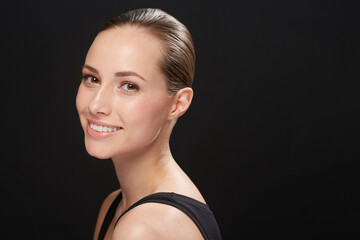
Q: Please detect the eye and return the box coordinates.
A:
[81,75,100,86]
[121,82,139,92]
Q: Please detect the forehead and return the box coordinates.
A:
[85,26,163,77]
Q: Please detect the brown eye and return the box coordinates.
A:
[121,82,139,92]
[82,75,100,86]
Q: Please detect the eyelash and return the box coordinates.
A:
[80,74,140,93]
[81,75,99,85]
[121,82,139,92]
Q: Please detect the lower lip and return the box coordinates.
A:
[86,122,122,139]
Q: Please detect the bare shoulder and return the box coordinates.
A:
[113,202,204,240]
[93,189,121,239]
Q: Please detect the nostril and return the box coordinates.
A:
[97,111,107,115]
[88,103,112,116]
[88,88,113,116]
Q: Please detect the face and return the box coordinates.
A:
[76,26,174,159]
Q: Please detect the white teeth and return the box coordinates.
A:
[90,123,120,132]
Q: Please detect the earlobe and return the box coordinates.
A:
[168,87,193,120]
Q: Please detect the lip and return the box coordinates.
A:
[87,119,122,128]
[86,119,123,139]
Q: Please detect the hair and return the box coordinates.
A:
[99,8,195,94]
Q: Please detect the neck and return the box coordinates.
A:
[111,137,175,209]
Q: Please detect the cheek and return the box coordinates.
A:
[76,85,90,114]
[120,96,171,137]
[76,85,93,130]
[134,98,169,123]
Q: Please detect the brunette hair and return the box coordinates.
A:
[99,8,195,94]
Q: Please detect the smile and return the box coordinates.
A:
[86,120,122,139]
[89,123,121,132]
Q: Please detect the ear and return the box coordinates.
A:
[168,87,194,120]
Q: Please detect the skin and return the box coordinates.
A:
[76,26,205,240]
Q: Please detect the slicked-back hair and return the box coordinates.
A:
[100,8,195,94]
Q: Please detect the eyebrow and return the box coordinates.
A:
[115,71,146,81]
[82,64,98,74]
[82,64,146,81]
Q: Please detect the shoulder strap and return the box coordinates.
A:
[98,192,122,240]
[113,192,222,240]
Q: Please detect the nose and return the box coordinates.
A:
[88,86,112,116]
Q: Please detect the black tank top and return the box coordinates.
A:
[98,192,222,240]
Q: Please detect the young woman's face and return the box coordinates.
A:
[76,27,173,159]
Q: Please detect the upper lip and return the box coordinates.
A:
[87,119,122,129]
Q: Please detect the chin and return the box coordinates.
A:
[87,149,112,160]
[84,142,114,160]
[89,152,111,160]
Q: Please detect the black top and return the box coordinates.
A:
[98,192,222,240]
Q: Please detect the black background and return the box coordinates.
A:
[2,0,359,239]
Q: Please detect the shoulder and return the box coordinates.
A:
[113,202,204,240]
[93,189,122,239]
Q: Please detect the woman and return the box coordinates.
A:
[76,8,222,240]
